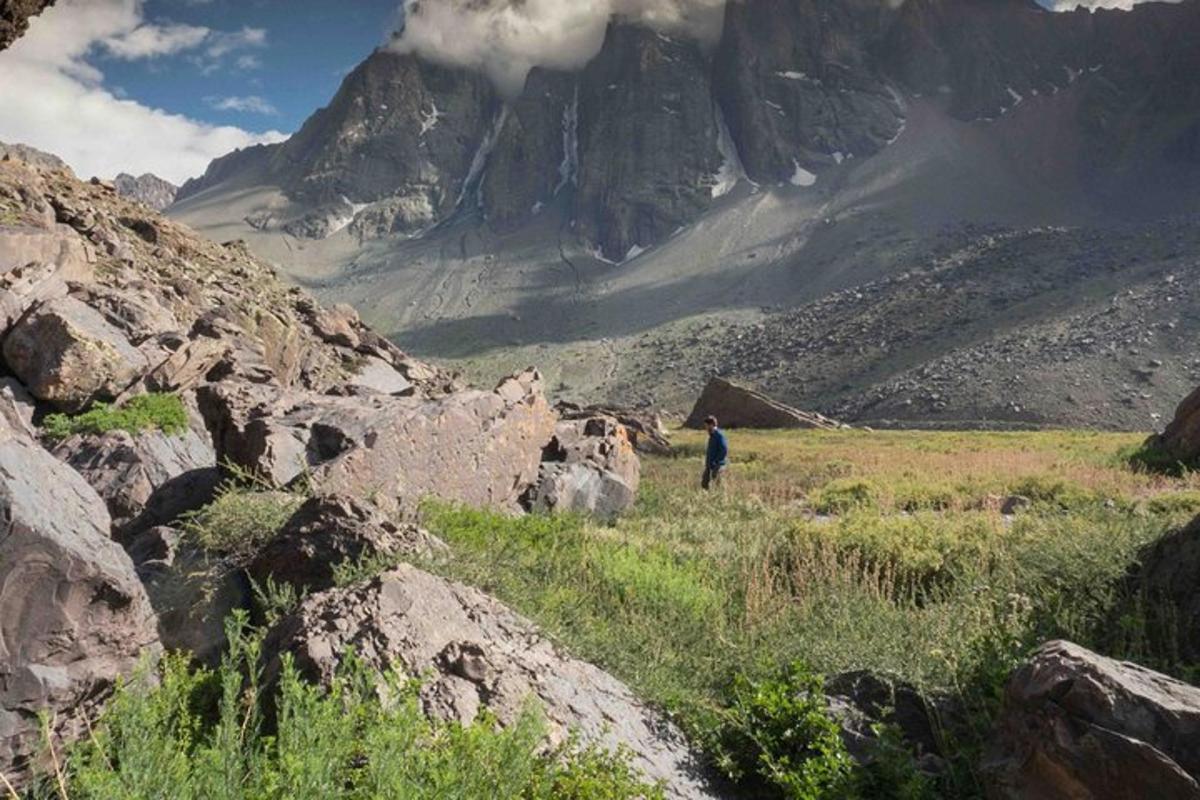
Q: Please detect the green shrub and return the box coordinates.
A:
[31,615,662,800]
[41,393,189,440]
[709,662,854,800]
[180,477,303,562]
[811,479,880,515]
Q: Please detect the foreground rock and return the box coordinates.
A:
[248,494,447,594]
[1150,385,1200,465]
[263,565,723,799]
[524,413,640,518]
[685,377,841,430]
[984,640,1200,799]
[200,369,556,515]
[0,425,159,788]
[1124,515,1200,667]
[52,427,218,537]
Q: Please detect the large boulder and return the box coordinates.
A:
[1151,385,1200,465]
[523,414,640,518]
[0,224,93,331]
[557,401,672,455]
[52,427,218,537]
[1122,515,1200,667]
[3,294,149,411]
[247,494,447,594]
[200,370,556,515]
[0,425,159,788]
[685,376,841,430]
[262,564,724,799]
[983,640,1200,799]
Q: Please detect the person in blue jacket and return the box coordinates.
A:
[702,416,728,490]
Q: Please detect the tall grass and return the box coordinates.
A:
[419,428,1200,798]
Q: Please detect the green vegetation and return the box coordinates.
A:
[418,428,1200,798]
[26,616,661,800]
[180,467,304,562]
[41,393,189,441]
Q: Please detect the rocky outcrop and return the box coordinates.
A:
[984,640,1200,800]
[1150,385,1200,466]
[113,173,178,212]
[557,401,671,455]
[262,564,722,799]
[0,141,68,173]
[51,427,218,537]
[0,0,54,51]
[1123,515,1200,667]
[686,376,841,430]
[523,413,640,518]
[0,424,159,788]
[248,494,447,594]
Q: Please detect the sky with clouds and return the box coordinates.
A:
[0,0,1174,185]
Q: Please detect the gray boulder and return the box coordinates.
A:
[247,494,447,594]
[524,414,640,518]
[52,427,218,537]
[3,294,149,412]
[1150,384,1200,465]
[0,425,159,788]
[0,224,93,331]
[0,377,36,439]
[686,376,841,430]
[262,564,725,799]
[984,640,1200,800]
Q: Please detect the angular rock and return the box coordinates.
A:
[1151,384,1200,465]
[248,494,447,594]
[1123,515,1200,667]
[0,224,93,331]
[826,671,950,778]
[984,640,1200,800]
[524,414,640,518]
[685,376,841,430]
[201,370,556,514]
[3,294,149,411]
[0,377,36,439]
[0,425,159,788]
[262,564,723,799]
[557,401,671,455]
[51,427,218,538]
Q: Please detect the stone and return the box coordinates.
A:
[0,0,55,51]
[51,427,219,538]
[0,224,93,331]
[524,414,640,518]
[557,401,671,455]
[1000,495,1031,516]
[0,425,160,788]
[347,355,413,396]
[0,377,36,439]
[201,370,557,514]
[1151,384,1200,464]
[247,494,448,594]
[3,294,150,412]
[1123,515,1200,667]
[685,377,841,430]
[983,640,1200,799]
[135,537,250,666]
[262,564,724,799]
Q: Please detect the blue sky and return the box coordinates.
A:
[99,0,399,134]
[0,0,1168,184]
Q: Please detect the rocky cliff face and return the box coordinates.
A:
[113,172,178,212]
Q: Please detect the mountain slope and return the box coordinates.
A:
[171,0,1200,429]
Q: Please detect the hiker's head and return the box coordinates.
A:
[704,416,718,432]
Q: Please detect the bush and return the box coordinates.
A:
[41,393,189,440]
[180,474,303,562]
[811,479,880,515]
[30,615,663,800]
[709,662,854,800]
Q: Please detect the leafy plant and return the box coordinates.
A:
[41,393,188,440]
[180,466,304,561]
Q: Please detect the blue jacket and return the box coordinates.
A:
[707,429,729,468]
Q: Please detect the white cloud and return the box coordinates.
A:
[0,0,286,184]
[207,94,278,115]
[391,0,726,97]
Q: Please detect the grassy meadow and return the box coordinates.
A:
[420,427,1200,798]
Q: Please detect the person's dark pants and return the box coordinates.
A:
[702,463,725,490]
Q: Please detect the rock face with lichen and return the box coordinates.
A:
[0,0,54,51]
